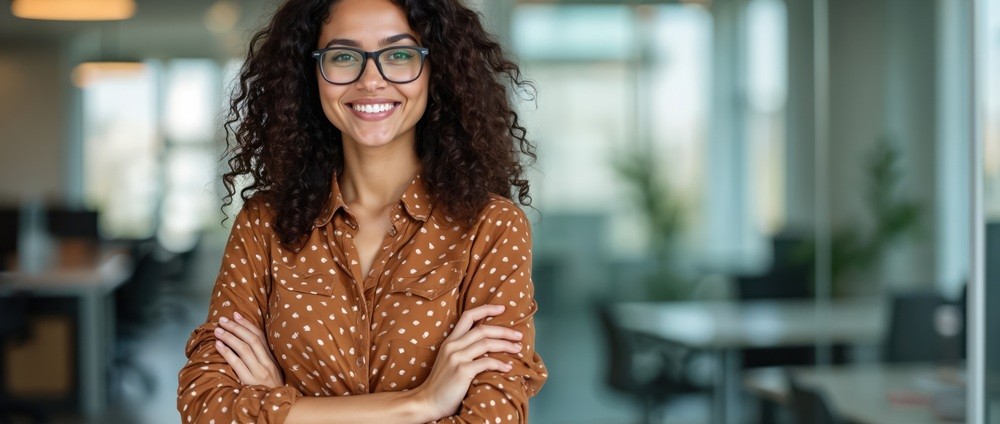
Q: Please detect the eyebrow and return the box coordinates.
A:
[324,33,418,49]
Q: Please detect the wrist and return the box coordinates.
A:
[406,386,439,422]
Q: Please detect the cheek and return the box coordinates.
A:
[317,84,346,127]
[405,78,430,118]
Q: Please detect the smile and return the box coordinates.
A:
[349,102,400,114]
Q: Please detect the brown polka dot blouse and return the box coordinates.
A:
[177,175,547,423]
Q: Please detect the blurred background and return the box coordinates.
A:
[0,0,996,423]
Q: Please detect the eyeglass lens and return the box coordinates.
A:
[318,47,423,84]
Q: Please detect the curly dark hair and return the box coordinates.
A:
[222,0,536,250]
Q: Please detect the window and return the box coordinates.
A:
[81,58,231,250]
[80,63,159,239]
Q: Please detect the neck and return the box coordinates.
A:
[339,136,421,211]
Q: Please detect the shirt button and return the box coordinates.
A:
[357,383,366,391]
[356,357,364,366]
[389,227,397,236]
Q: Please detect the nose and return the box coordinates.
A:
[355,57,387,91]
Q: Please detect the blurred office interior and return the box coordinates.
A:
[0,0,997,423]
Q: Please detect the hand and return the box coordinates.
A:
[214,311,284,389]
[414,304,523,420]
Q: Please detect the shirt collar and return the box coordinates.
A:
[398,174,433,221]
[313,172,433,228]
[312,175,347,228]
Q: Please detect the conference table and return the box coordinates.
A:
[612,299,885,424]
[743,364,965,423]
[0,246,131,416]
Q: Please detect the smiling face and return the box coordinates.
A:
[316,0,429,151]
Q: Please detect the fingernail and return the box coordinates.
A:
[514,331,523,338]
[515,343,523,350]
[234,312,242,320]
[504,364,513,371]
[496,305,505,311]
[214,328,224,336]
[220,317,229,323]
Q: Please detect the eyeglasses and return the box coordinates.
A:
[311,46,429,85]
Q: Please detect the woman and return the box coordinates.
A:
[176,0,546,422]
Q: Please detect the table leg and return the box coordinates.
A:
[725,350,742,424]
[713,349,742,424]
[79,292,107,416]
[713,350,726,424]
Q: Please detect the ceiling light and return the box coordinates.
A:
[70,22,146,88]
[204,0,241,33]
[12,0,136,21]
[71,61,147,88]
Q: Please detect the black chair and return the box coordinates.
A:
[0,295,49,424]
[596,302,701,424]
[883,291,951,363]
[110,243,170,402]
[735,234,855,369]
[788,372,841,424]
[735,248,814,369]
[161,233,203,292]
[735,234,812,300]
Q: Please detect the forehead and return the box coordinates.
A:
[319,0,416,46]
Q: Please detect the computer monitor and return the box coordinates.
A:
[0,207,18,271]
[45,208,100,240]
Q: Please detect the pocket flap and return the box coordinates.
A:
[388,260,464,300]
[273,265,334,296]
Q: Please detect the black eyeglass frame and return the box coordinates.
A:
[311,46,430,85]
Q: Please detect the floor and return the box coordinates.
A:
[19,234,714,424]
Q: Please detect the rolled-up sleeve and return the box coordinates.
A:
[437,200,548,423]
[177,199,301,423]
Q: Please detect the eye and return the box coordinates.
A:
[383,49,415,63]
[326,50,360,65]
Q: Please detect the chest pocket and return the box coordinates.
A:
[387,259,465,300]
[273,265,336,297]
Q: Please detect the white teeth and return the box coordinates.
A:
[352,103,396,114]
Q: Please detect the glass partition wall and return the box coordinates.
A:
[516,0,978,422]
[978,0,998,422]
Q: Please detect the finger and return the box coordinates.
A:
[458,357,514,379]
[219,317,273,369]
[214,327,258,369]
[455,339,522,363]
[228,314,274,365]
[449,305,505,341]
[215,340,255,384]
[233,312,267,343]
[449,325,522,352]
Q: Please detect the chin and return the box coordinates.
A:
[351,130,400,148]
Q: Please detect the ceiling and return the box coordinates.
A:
[0,0,274,59]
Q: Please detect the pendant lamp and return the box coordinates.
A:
[71,22,147,88]
[12,0,136,21]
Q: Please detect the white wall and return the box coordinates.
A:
[0,41,69,202]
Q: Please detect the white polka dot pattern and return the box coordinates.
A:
[177,177,547,423]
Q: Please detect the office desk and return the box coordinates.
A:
[612,299,885,424]
[0,249,131,416]
[743,364,964,424]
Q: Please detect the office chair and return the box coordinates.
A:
[788,371,841,424]
[110,243,168,402]
[883,291,950,363]
[596,302,701,424]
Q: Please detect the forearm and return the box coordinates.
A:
[285,389,432,424]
